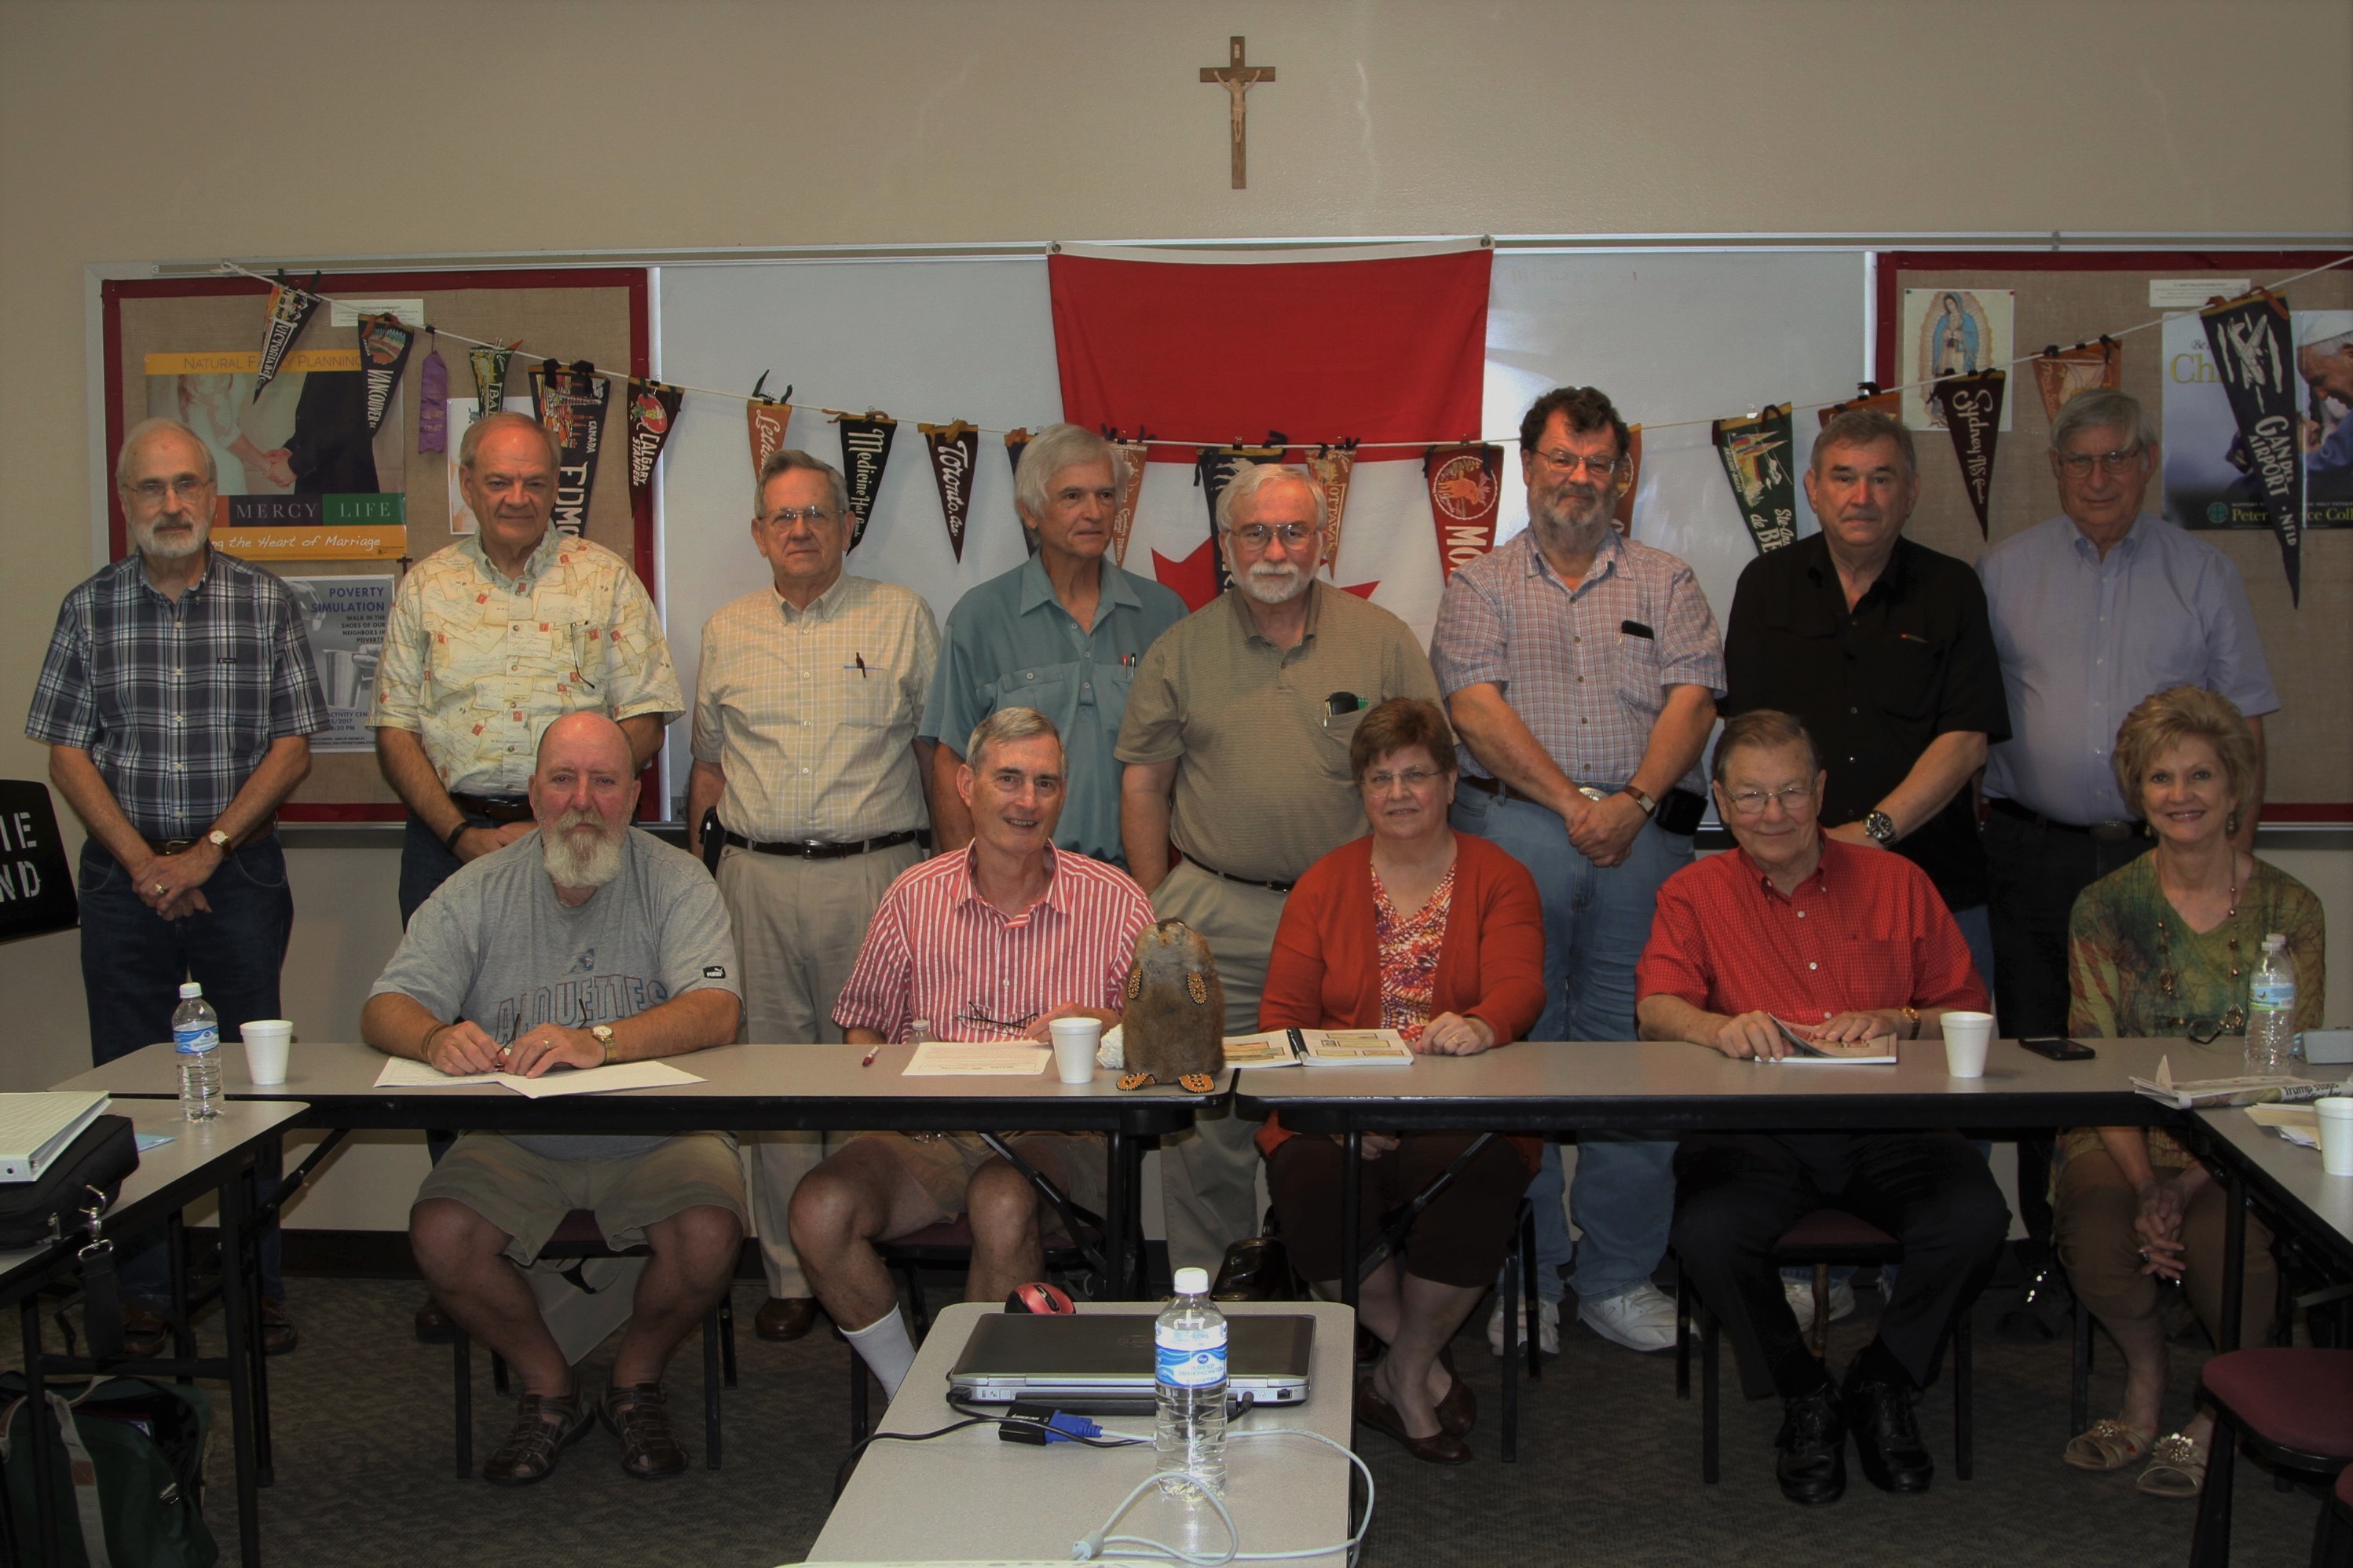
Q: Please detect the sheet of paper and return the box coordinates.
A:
[2246,1102,2322,1147]
[373,1058,503,1088]
[1768,1017,1897,1063]
[902,1040,1050,1077]
[502,1061,704,1098]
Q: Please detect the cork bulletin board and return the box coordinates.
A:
[101,269,649,817]
[1878,251,2352,820]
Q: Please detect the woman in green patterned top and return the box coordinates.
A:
[2055,687,2324,1499]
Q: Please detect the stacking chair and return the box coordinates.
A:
[2187,1347,2353,1566]
[452,1208,737,1478]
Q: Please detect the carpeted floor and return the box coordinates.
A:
[5,1270,2328,1566]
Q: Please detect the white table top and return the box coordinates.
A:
[805,1300,1356,1568]
[2195,1106,2353,1270]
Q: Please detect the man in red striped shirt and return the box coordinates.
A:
[790,707,1155,1398]
[1636,709,2008,1508]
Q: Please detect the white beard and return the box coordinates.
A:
[540,812,626,891]
[1239,561,1309,605]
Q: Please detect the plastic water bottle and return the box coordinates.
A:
[172,981,221,1120]
[1154,1266,1228,1500]
[2245,934,2298,1075]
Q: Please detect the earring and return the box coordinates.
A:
[2226,810,2240,836]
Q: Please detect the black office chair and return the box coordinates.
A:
[452,1208,737,1478]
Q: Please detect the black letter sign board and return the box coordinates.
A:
[0,783,79,943]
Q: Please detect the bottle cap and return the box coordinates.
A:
[1173,1266,1209,1296]
[179,982,203,1000]
[2263,934,2287,950]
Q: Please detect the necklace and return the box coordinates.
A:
[2152,868,2244,1038]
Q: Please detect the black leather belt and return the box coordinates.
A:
[1185,857,1295,895]
[1462,774,1706,835]
[1461,773,1542,806]
[146,814,277,857]
[1987,796,2143,843]
[449,791,535,824]
[719,828,922,860]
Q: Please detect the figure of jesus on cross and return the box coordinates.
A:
[1200,36,1274,189]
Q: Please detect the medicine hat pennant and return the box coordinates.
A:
[920,420,980,561]
[356,313,415,437]
[1611,425,1643,537]
[626,379,685,503]
[1306,440,1356,576]
[2030,338,2120,424]
[1106,430,1151,568]
[1927,369,2006,538]
[470,342,519,415]
[1424,442,1503,580]
[836,410,899,550]
[416,334,448,454]
[252,271,322,403]
[746,372,792,483]
[1194,437,1288,597]
[2200,288,2304,602]
[1712,404,1798,554]
[529,359,612,538]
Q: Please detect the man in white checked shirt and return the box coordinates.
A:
[790,707,1155,1400]
[685,448,941,1346]
[1433,386,1725,1359]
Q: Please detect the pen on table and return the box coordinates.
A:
[860,1041,880,1066]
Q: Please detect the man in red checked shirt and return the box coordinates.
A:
[1635,709,2008,1509]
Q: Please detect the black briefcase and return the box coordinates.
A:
[0,1115,138,1250]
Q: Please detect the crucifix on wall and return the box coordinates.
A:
[1199,35,1275,188]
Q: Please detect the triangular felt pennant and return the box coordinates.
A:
[2200,290,2304,603]
[746,374,792,483]
[357,313,415,436]
[252,272,320,403]
[1928,370,2005,538]
[2031,340,2121,423]
[1307,444,1356,576]
[627,379,684,502]
[529,360,612,538]
[920,420,979,561]
[1712,405,1798,554]
[1195,443,1286,595]
[1107,438,1150,567]
[837,411,898,550]
[1005,428,1034,481]
[1817,384,1900,429]
[416,342,448,454]
[470,343,516,415]
[1610,425,1642,537]
[1425,444,1504,579]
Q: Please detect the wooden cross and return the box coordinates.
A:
[1200,36,1275,189]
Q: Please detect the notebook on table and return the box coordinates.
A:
[0,1092,112,1182]
[946,1312,1316,1409]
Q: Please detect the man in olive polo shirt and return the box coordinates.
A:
[1118,462,1441,1274]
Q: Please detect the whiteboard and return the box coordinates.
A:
[653,249,1866,808]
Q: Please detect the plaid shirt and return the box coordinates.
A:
[27,551,327,841]
[1431,530,1725,794]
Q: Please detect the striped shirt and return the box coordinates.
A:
[833,847,1154,1044]
[690,575,938,842]
[370,530,681,796]
[27,551,327,841]
[1431,529,1725,794]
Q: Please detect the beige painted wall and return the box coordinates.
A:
[4,0,2349,1230]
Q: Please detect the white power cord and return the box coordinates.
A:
[1070,1428,1373,1568]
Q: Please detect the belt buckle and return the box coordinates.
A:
[162,839,194,855]
[801,840,827,856]
[2090,820,2135,843]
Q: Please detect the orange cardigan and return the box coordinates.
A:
[1253,831,1546,1162]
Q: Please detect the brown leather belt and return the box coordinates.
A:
[719,828,923,861]
[1987,795,2144,844]
[449,791,536,825]
[1460,773,1543,806]
[1184,857,1295,895]
[145,813,276,857]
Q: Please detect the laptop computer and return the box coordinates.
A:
[946,1312,1316,1409]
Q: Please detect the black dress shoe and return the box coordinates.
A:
[1842,1357,1934,1493]
[755,1296,819,1342]
[414,1295,455,1344]
[1773,1387,1847,1505]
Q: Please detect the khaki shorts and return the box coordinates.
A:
[855,1131,1107,1238]
[415,1131,748,1268]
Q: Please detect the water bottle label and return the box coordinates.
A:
[173,1024,219,1054]
[2249,977,2294,1010]
[1156,1341,1228,1388]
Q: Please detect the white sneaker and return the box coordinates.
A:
[1578,1281,1679,1353]
[1486,1295,1561,1357]
[1781,1276,1859,1334]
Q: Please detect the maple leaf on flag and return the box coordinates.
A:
[1152,536,1379,613]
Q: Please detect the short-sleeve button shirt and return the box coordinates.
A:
[1430,530,1726,794]
[369,530,682,796]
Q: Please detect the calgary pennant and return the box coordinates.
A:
[626,379,684,503]
[1928,370,2005,538]
[356,313,415,437]
[837,411,898,550]
[920,420,979,561]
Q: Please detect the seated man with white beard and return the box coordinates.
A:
[363,711,747,1486]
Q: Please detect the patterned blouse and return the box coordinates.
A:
[1372,862,1458,1044]
[2062,853,2327,1168]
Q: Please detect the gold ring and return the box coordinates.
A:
[154,883,166,893]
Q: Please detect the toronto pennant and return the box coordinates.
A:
[920,420,979,561]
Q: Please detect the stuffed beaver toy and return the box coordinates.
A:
[1118,918,1225,1092]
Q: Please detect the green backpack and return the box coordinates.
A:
[0,1376,218,1568]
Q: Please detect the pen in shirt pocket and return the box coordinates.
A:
[844,652,869,678]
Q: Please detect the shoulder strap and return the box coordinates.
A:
[50,1387,116,1568]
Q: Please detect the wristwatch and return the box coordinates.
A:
[1864,810,1897,846]
[206,829,232,851]
[1900,1006,1922,1040]
[1619,784,1657,818]
[590,1025,617,1065]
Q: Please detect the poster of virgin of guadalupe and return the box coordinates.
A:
[1900,287,2015,432]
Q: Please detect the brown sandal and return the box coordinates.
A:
[602,1382,689,1480]
[482,1391,591,1485]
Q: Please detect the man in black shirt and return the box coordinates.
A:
[1723,408,2009,992]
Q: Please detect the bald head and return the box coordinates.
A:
[531,713,639,892]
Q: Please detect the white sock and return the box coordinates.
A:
[843,1308,917,1400]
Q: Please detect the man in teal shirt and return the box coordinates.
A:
[924,424,1186,866]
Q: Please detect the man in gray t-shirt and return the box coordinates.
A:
[363,712,745,1486]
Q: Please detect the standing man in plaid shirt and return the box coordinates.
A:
[685,448,939,1346]
[1431,386,1725,1358]
[28,416,328,1355]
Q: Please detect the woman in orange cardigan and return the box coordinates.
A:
[1258,698,1545,1465]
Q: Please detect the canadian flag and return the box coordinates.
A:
[1048,239,1493,638]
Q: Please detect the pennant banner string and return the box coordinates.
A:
[214,250,2353,451]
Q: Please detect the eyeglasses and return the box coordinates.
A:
[1722,784,1814,817]
[1529,449,1622,479]
[1226,523,1318,550]
[122,477,212,504]
[761,505,836,528]
[2056,447,2145,477]
[1362,767,1441,794]
[963,1004,1039,1033]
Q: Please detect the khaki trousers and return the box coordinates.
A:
[2054,1149,2275,1351]
[719,839,920,1298]
[1150,860,1284,1276]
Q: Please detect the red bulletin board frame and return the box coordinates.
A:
[101,268,654,821]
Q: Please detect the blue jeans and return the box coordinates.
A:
[79,837,291,1305]
[1453,791,1692,1306]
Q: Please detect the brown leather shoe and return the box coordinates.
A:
[1434,1345,1475,1438]
[755,1296,820,1342]
[414,1294,455,1344]
[259,1297,298,1356]
[602,1382,689,1479]
[121,1305,171,1359]
[482,1391,591,1486]
[1356,1374,1471,1464]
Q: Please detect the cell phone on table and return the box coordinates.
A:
[2020,1036,2096,1062]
